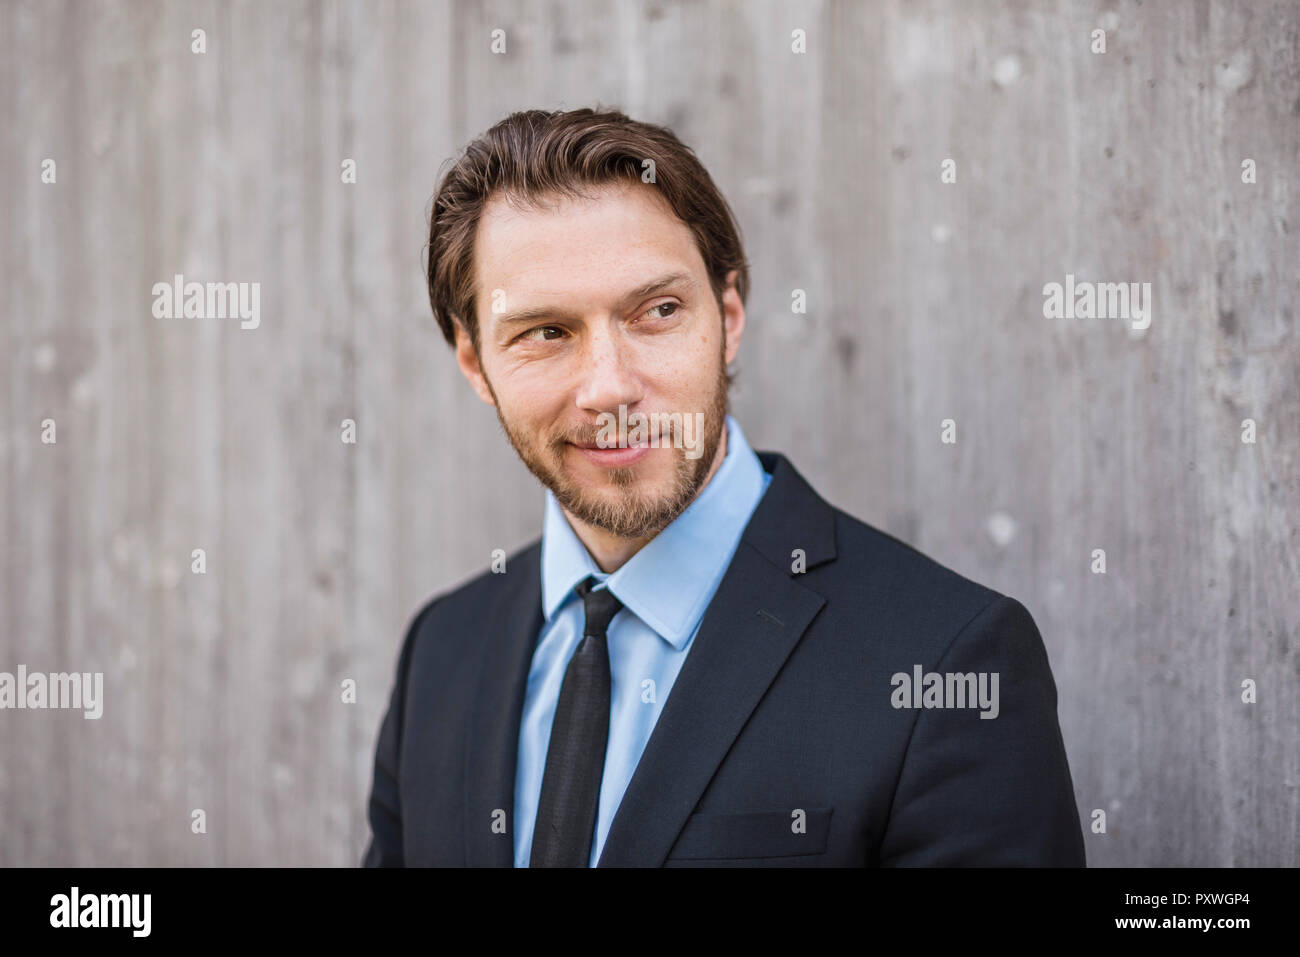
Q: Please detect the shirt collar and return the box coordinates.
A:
[540,414,770,649]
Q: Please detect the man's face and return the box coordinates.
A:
[454,180,744,540]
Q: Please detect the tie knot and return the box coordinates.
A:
[574,575,624,638]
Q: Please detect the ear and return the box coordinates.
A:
[720,269,746,365]
[453,318,496,407]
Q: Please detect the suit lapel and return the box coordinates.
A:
[597,451,837,866]
[463,542,544,867]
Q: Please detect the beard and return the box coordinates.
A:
[486,359,730,540]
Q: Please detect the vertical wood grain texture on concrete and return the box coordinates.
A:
[1,0,1295,865]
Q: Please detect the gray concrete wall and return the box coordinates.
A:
[1,0,1295,866]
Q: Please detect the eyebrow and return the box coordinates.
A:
[491,271,700,329]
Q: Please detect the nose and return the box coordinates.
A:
[573,320,645,418]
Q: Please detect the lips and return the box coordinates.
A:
[567,441,653,467]
[569,438,649,450]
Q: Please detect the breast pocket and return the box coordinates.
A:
[667,806,833,861]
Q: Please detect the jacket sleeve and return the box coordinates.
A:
[361,600,437,867]
[878,595,1086,866]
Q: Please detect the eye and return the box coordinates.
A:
[643,301,679,321]
[518,324,566,343]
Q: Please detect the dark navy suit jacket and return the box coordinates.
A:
[362,450,1086,866]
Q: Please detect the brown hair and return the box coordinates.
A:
[425,107,750,353]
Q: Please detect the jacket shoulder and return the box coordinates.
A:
[755,450,1010,630]
[835,508,1001,599]
[820,506,1019,651]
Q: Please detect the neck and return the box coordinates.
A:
[565,425,730,573]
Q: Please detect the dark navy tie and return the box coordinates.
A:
[530,575,624,867]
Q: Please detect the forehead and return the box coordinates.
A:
[471,181,705,312]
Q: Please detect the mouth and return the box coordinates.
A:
[567,440,652,467]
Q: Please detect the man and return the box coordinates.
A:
[362,108,1085,867]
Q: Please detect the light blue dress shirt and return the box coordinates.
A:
[512,414,773,867]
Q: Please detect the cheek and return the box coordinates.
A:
[632,334,710,380]
[495,368,569,427]
[665,340,718,389]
